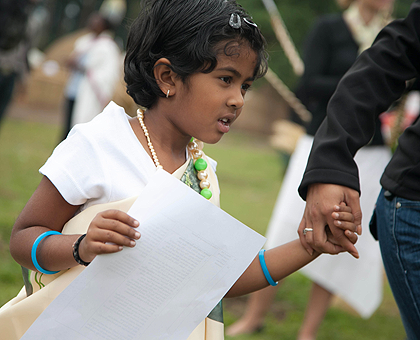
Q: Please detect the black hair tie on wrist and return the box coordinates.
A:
[72,234,91,266]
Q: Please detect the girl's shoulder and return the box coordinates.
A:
[68,102,131,142]
[57,102,141,170]
[41,102,149,207]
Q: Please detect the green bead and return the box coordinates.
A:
[194,158,207,171]
[200,188,212,199]
[190,137,194,143]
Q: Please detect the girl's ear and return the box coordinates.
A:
[153,58,176,98]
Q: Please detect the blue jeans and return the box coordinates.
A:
[375,188,420,339]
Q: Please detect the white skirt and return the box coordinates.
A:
[264,134,392,318]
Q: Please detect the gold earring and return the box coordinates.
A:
[166,89,170,98]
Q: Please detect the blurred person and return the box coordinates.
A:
[226,0,394,339]
[0,0,38,130]
[62,0,126,140]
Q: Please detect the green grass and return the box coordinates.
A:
[0,118,61,305]
[0,118,405,338]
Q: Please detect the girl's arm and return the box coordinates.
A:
[226,239,319,297]
[225,204,357,297]
[10,176,140,272]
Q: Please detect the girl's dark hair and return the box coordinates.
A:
[124,0,268,108]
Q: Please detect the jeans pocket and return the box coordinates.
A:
[369,208,378,241]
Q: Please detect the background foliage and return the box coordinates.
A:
[38,0,414,90]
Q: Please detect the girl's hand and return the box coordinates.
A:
[78,209,140,263]
[304,202,358,256]
[332,202,361,235]
[329,202,358,248]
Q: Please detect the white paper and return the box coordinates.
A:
[22,169,266,340]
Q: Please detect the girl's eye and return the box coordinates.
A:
[220,76,231,84]
[241,83,252,92]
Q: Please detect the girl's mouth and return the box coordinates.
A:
[218,118,231,133]
[220,118,230,125]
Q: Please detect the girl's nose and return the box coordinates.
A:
[227,88,245,109]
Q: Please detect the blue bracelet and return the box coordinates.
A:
[258,249,278,286]
[31,231,61,275]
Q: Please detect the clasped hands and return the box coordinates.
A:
[299,183,362,258]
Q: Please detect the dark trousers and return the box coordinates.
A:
[61,98,75,142]
[0,71,17,128]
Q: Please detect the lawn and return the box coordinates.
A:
[0,117,405,338]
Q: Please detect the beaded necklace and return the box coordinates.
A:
[137,109,212,199]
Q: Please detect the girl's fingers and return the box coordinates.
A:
[83,227,137,259]
[344,230,358,244]
[94,227,138,248]
[333,203,362,234]
[332,209,358,233]
[96,217,141,241]
[100,209,140,229]
[325,226,356,254]
[332,211,354,223]
[93,210,141,240]
[88,241,124,255]
[333,219,357,232]
[334,203,351,213]
[83,210,142,258]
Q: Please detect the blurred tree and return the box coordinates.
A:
[236,0,414,89]
[41,0,98,47]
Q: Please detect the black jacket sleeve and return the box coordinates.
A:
[298,0,420,200]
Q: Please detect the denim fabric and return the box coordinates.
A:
[375,188,420,339]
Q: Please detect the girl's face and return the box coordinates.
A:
[171,42,258,144]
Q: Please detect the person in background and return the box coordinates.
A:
[298,0,420,338]
[0,0,39,131]
[226,0,394,338]
[62,0,126,140]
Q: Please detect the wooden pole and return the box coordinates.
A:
[261,0,304,76]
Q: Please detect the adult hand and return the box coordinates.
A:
[298,183,362,258]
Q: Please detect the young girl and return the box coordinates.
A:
[8,0,357,338]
